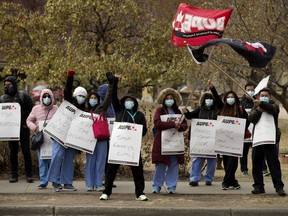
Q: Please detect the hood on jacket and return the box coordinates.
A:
[120,94,138,111]
[156,88,182,105]
[97,84,108,101]
[4,76,18,89]
[199,91,215,107]
[87,91,100,110]
[40,89,55,108]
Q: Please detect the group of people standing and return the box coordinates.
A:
[0,71,286,201]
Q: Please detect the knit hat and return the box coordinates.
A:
[73,86,87,98]
[4,76,18,89]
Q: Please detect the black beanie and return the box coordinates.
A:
[4,76,18,89]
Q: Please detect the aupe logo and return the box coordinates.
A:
[2,105,17,110]
[118,125,137,131]
[196,122,214,127]
[222,119,240,125]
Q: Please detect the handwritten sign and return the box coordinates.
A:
[252,112,275,147]
[39,120,52,160]
[160,114,184,155]
[0,103,21,141]
[65,112,97,154]
[44,101,80,147]
[108,122,143,166]
[215,116,246,157]
[190,119,217,158]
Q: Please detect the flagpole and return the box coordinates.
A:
[184,41,216,108]
[208,59,255,101]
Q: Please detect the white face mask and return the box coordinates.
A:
[43,97,51,106]
[205,99,213,107]
[226,98,235,105]
[124,101,134,110]
[89,99,98,107]
[76,96,85,105]
[165,99,174,107]
[247,91,255,97]
[260,96,269,103]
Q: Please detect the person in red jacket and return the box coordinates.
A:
[152,88,188,194]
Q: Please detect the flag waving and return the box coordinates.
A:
[187,38,276,68]
[171,3,233,47]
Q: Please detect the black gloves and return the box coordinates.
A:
[106,72,115,84]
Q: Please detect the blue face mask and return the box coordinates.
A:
[43,97,51,106]
[205,99,213,107]
[124,101,134,110]
[247,91,255,97]
[76,96,85,105]
[165,99,174,107]
[260,96,270,103]
[226,98,235,105]
[89,99,98,107]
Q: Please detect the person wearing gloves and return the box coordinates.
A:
[182,91,220,187]
[85,72,114,192]
[26,89,58,189]
[100,75,148,201]
[0,76,34,183]
[47,70,87,192]
[152,88,188,194]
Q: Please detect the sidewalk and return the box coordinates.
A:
[1,180,288,216]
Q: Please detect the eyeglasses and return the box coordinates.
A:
[43,95,51,98]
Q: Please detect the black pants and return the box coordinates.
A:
[240,142,252,172]
[103,156,145,198]
[252,144,284,190]
[222,155,238,187]
[8,126,33,178]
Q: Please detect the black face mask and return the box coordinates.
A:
[4,86,16,95]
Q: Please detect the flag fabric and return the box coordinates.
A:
[187,38,276,68]
[171,3,233,47]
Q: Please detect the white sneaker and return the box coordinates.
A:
[136,194,148,201]
[95,186,104,192]
[87,187,93,192]
[100,194,109,200]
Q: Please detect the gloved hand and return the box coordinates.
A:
[67,70,75,77]
[106,72,115,84]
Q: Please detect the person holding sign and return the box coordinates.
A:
[0,76,34,183]
[100,75,148,201]
[182,91,220,187]
[26,89,58,189]
[209,80,249,190]
[151,88,188,194]
[248,88,286,196]
[47,70,87,192]
[85,72,114,192]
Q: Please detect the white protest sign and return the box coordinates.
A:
[160,114,184,155]
[215,116,246,157]
[190,119,217,158]
[107,117,116,135]
[108,122,143,166]
[244,109,253,143]
[254,76,270,96]
[0,103,21,141]
[44,101,80,147]
[64,112,97,154]
[252,112,275,147]
[39,120,52,160]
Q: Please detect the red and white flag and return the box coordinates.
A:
[171,3,233,47]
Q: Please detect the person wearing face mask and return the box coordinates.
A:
[248,88,286,196]
[208,80,249,191]
[0,76,34,183]
[100,75,148,201]
[151,88,188,194]
[47,70,87,192]
[26,89,58,189]
[85,72,114,192]
[182,91,220,187]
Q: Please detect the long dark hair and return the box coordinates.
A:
[219,91,240,117]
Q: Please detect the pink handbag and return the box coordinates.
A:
[91,112,110,140]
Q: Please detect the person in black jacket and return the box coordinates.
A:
[0,76,34,183]
[183,91,220,187]
[100,75,148,201]
[249,87,286,196]
[47,70,87,192]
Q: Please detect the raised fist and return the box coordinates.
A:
[67,70,75,77]
[106,72,115,84]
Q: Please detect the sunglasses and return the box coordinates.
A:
[43,95,51,98]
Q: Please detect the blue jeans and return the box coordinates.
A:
[47,140,75,185]
[190,157,217,182]
[37,149,51,186]
[85,139,107,188]
[152,156,178,189]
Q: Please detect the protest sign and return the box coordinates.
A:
[38,120,52,159]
